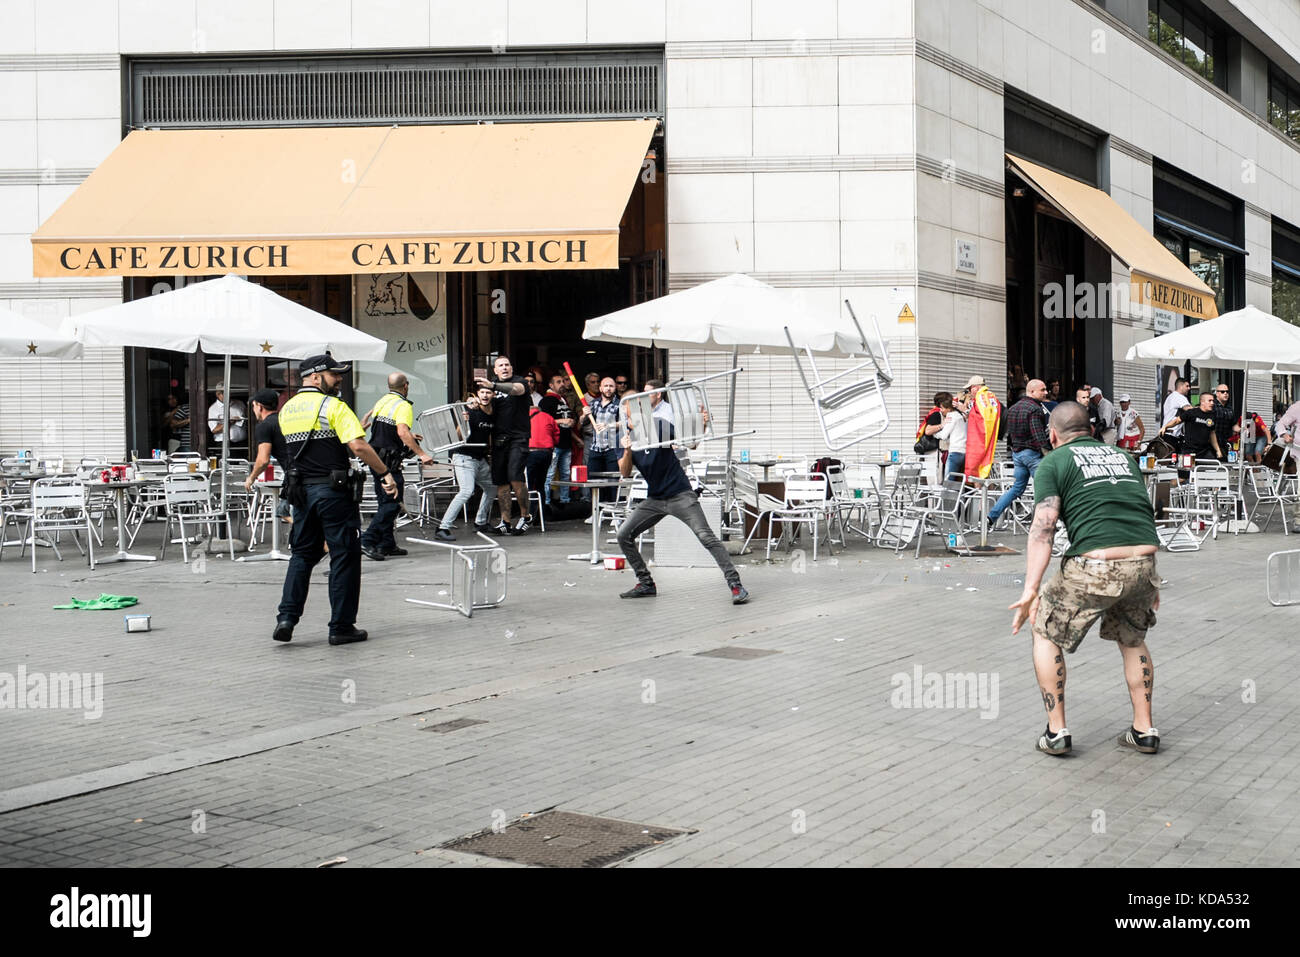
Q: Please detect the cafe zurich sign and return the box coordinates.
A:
[36,236,607,277]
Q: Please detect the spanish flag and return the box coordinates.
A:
[964,386,1001,479]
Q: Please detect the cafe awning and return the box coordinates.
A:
[1006,153,1219,319]
[32,119,657,278]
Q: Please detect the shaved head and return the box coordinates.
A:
[1026,378,1047,400]
[1050,400,1090,440]
[388,372,408,391]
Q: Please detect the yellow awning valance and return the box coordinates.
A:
[1006,153,1219,319]
[32,119,656,277]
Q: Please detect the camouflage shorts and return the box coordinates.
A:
[1033,555,1160,654]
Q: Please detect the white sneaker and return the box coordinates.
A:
[584,516,594,525]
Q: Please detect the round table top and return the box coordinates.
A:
[254,479,284,489]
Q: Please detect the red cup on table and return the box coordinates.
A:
[571,465,588,483]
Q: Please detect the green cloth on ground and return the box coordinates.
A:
[53,594,140,610]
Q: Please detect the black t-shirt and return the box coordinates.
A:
[492,375,531,440]
[254,413,288,465]
[630,421,692,499]
[1177,407,1217,452]
[538,392,572,445]
[463,408,493,460]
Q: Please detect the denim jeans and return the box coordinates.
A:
[987,448,1043,522]
[545,446,571,504]
[279,483,361,632]
[944,452,966,483]
[585,448,621,504]
[360,468,404,551]
[442,454,494,528]
[617,491,740,589]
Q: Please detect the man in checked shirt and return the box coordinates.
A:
[986,378,1053,528]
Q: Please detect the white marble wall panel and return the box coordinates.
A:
[351,0,431,49]
[666,57,752,109]
[753,107,839,155]
[668,107,753,157]
[837,0,912,38]
[0,73,37,121]
[36,71,120,121]
[507,0,586,45]
[427,0,507,47]
[587,0,666,43]
[273,0,351,50]
[34,0,118,54]
[754,172,838,222]
[195,0,273,51]
[839,55,913,105]
[753,57,838,107]
[665,0,750,41]
[668,223,753,274]
[668,173,754,224]
[119,0,197,54]
[751,0,838,40]
[754,221,838,271]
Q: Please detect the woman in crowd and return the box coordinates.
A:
[936,391,967,482]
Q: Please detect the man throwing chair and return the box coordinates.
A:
[1009,402,1162,758]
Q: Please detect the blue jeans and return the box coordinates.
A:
[585,448,621,503]
[279,484,361,632]
[546,447,571,504]
[944,453,965,483]
[987,448,1042,522]
[442,454,494,528]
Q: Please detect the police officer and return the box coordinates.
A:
[273,353,397,646]
[359,372,434,561]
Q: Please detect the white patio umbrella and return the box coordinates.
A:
[64,274,388,507]
[1127,303,1300,488]
[583,273,885,525]
[0,306,83,358]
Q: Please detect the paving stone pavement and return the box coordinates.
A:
[1,513,1297,867]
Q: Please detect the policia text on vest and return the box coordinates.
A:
[359,373,435,560]
[272,353,397,647]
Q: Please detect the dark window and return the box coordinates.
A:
[1267,68,1300,142]
[1145,0,1228,90]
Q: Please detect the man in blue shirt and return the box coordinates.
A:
[615,380,749,604]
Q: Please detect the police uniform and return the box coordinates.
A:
[360,390,413,555]
[276,375,369,639]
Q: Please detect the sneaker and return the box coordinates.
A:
[329,627,368,646]
[513,517,529,535]
[361,544,385,562]
[731,585,750,605]
[474,522,492,531]
[272,618,294,643]
[620,583,657,598]
[584,516,594,525]
[494,521,515,537]
[1036,725,1072,756]
[435,528,457,542]
[1118,726,1160,754]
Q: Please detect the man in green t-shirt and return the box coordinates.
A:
[1009,402,1162,758]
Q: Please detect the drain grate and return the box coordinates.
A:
[695,646,781,660]
[444,811,686,867]
[421,717,487,733]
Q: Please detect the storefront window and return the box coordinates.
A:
[352,272,449,424]
[1272,272,1300,413]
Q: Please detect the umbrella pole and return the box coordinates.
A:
[221,352,232,511]
[723,345,739,533]
[1239,361,1248,525]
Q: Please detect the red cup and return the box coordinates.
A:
[571,465,588,483]
[266,464,275,481]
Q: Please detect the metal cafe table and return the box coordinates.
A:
[555,473,633,565]
[96,477,159,564]
[239,479,290,562]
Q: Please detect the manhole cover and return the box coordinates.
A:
[443,811,686,867]
[421,717,487,733]
[695,646,781,660]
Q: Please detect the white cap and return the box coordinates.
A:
[1090,386,1102,397]
[1118,393,1131,403]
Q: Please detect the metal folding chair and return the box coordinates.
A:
[405,532,507,617]
[1247,467,1291,535]
[159,473,236,562]
[1267,549,1300,606]
[784,301,893,452]
[16,477,96,573]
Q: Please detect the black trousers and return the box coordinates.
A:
[361,468,405,551]
[279,483,362,632]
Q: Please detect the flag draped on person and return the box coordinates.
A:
[964,386,1001,479]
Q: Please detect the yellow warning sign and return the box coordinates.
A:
[897,303,915,323]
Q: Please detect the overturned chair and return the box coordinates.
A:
[785,300,892,452]
[405,532,507,618]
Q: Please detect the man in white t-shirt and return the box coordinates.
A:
[1161,377,1192,441]
[208,382,248,446]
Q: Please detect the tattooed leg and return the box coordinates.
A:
[1119,642,1154,730]
[1033,631,1067,732]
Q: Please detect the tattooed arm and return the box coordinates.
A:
[1010,496,1060,634]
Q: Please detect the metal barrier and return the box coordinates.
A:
[1267,549,1300,606]
[405,532,507,618]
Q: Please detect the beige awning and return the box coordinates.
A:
[32,120,656,277]
[1006,153,1219,319]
